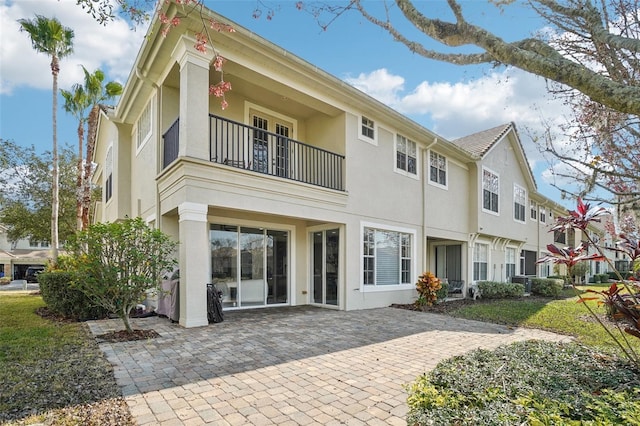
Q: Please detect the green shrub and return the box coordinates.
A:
[436,280,449,302]
[38,271,109,320]
[406,340,640,425]
[0,277,10,285]
[599,273,610,283]
[608,271,634,281]
[476,281,524,299]
[531,278,563,297]
[547,275,569,286]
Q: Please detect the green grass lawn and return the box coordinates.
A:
[448,285,640,357]
[0,292,133,425]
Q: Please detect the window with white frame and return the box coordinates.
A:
[105,146,113,202]
[136,100,152,149]
[429,151,447,187]
[514,184,526,222]
[540,206,547,223]
[482,168,499,213]
[360,116,375,142]
[396,134,417,176]
[505,247,517,280]
[363,227,412,286]
[530,200,538,221]
[473,243,488,281]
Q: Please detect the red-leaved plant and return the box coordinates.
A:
[537,199,640,367]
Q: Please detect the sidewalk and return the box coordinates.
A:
[0,280,40,292]
[87,306,572,425]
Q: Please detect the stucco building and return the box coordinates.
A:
[93,3,603,327]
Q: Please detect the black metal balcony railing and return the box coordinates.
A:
[162,118,179,169]
[162,115,345,191]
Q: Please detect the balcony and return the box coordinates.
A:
[162,115,345,191]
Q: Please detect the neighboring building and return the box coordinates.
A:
[92,3,606,327]
[0,224,49,280]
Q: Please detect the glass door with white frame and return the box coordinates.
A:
[211,224,289,309]
[312,229,339,306]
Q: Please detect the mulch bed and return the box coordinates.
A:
[36,306,160,342]
[391,297,493,314]
[96,329,160,343]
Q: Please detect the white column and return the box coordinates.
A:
[172,36,213,161]
[178,202,209,328]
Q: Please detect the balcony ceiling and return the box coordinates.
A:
[162,61,342,119]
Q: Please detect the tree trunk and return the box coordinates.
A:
[82,105,100,229]
[121,305,133,333]
[76,120,84,231]
[51,56,60,264]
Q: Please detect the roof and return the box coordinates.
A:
[451,123,513,157]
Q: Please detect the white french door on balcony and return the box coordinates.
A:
[251,112,292,177]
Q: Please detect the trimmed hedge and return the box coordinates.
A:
[476,281,524,299]
[38,271,109,320]
[531,278,563,298]
[406,340,640,425]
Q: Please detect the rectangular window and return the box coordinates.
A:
[429,151,447,186]
[473,243,488,281]
[554,230,566,244]
[361,116,375,140]
[505,247,516,280]
[514,185,526,222]
[396,134,417,175]
[530,200,538,221]
[482,168,499,213]
[540,206,546,223]
[136,101,152,149]
[105,173,113,202]
[105,147,113,202]
[363,227,412,286]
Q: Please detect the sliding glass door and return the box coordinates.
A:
[211,224,288,308]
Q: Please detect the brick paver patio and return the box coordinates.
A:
[87,306,572,425]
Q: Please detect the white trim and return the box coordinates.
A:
[393,133,419,180]
[481,166,500,216]
[357,115,378,146]
[244,101,298,139]
[307,225,344,309]
[529,199,538,222]
[513,183,526,224]
[360,221,417,292]
[209,216,296,307]
[104,143,114,206]
[135,95,154,154]
[427,149,448,190]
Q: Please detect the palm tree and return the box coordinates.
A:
[81,66,122,229]
[61,85,89,231]
[18,15,74,264]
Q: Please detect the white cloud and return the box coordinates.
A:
[0,0,146,95]
[344,69,405,106]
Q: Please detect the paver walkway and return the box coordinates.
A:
[87,306,572,425]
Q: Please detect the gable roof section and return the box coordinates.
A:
[452,123,512,157]
[453,122,537,191]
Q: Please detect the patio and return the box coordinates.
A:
[87,306,571,425]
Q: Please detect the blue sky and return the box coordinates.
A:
[0,0,573,206]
